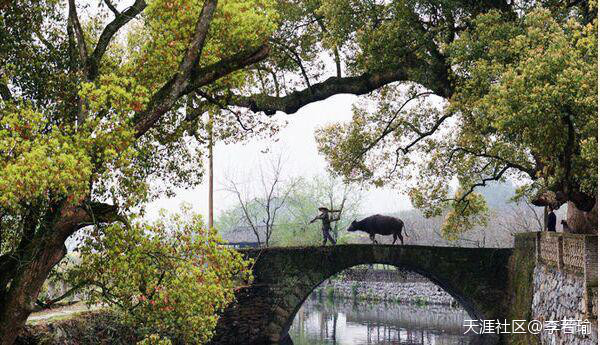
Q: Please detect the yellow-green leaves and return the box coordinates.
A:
[316,5,597,237]
[450,7,597,198]
[0,105,92,209]
[441,191,489,240]
[0,72,151,210]
[70,207,253,344]
[130,0,278,90]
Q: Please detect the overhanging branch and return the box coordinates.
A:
[228,67,413,115]
[448,147,537,179]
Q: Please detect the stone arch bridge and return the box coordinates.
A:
[209,244,513,345]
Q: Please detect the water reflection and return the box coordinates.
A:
[288,295,477,345]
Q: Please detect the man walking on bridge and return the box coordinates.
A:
[310,207,341,245]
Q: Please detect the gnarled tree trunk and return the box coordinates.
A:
[0,203,118,345]
[0,241,67,345]
[566,201,597,234]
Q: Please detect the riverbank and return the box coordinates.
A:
[313,268,457,306]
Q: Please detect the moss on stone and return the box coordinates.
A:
[505,233,541,345]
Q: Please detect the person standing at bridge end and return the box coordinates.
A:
[547,205,557,232]
[310,207,341,245]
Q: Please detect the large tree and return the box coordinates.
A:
[1,0,590,343]
[0,0,279,342]
[315,2,597,237]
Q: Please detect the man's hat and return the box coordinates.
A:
[318,207,330,212]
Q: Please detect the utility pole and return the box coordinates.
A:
[208,112,214,229]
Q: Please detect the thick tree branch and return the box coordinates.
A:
[78,202,123,229]
[68,0,88,66]
[178,0,218,82]
[559,112,576,188]
[133,0,218,131]
[35,282,86,309]
[531,190,596,212]
[88,0,147,80]
[227,66,447,115]
[134,44,270,137]
[45,202,121,243]
[186,45,269,93]
[103,0,120,16]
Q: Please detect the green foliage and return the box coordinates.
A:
[68,207,253,344]
[316,4,597,237]
[413,296,428,307]
[0,0,282,254]
[0,2,282,339]
[0,104,94,210]
[449,7,597,197]
[441,191,489,240]
[137,334,173,345]
[351,283,359,299]
[325,286,335,301]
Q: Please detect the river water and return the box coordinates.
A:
[288,295,477,345]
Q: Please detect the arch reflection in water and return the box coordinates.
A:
[288,296,476,345]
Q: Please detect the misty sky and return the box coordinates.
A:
[146,93,413,221]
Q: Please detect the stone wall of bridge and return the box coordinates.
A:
[533,232,597,345]
[208,244,513,345]
[506,232,598,345]
[15,234,598,345]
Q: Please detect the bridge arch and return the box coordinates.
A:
[280,260,483,339]
[209,244,512,345]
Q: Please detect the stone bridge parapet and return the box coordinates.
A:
[536,232,597,322]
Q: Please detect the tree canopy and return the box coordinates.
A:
[315,3,597,237]
[1,0,277,342]
[0,0,596,343]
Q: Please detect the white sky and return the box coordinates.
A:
[145,94,413,221]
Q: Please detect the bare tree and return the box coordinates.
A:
[497,201,544,235]
[322,177,362,241]
[223,153,299,247]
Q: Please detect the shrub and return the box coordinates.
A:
[68,208,253,344]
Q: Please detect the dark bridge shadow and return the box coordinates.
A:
[209,244,512,345]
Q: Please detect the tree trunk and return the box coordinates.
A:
[566,201,597,234]
[208,111,214,229]
[0,202,116,345]
[0,238,67,345]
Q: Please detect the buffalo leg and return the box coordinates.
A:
[399,234,404,245]
[369,233,378,244]
[392,233,397,245]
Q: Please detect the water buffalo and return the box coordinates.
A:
[347,214,406,245]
